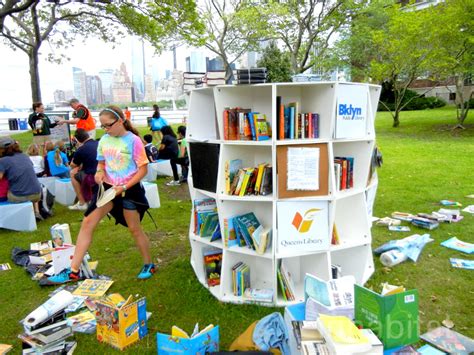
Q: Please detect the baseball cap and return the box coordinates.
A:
[0,137,15,148]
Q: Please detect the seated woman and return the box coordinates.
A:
[45,141,70,178]
[157,125,179,161]
[27,143,45,177]
[0,137,43,220]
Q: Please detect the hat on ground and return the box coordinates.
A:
[0,137,15,148]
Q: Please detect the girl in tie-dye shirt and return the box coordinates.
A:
[47,106,156,285]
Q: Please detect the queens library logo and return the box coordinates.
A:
[291,208,321,233]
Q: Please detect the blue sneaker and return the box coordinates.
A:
[137,264,155,280]
[46,268,81,284]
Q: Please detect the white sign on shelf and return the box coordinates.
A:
[287,147,319,191]
[335,84,368,139]
[277,201,329,254]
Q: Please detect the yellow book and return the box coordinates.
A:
[224,160,230,194]
[238,168,253,197]
[381,283,406,296]
[171,325,190,339]
[254,163,266,195]
[319,315,368,344]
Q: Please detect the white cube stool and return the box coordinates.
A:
[142,181,160,208]
[143,162,159,182]
[55,178,77,206]
[38,176,58,196]
[0,201,37,231]
[154,159,174,177]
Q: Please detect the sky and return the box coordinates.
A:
[0,36,196,109]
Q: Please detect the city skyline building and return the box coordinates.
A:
[185,51,207,73]
[131,37,146,102]
[98,69,114,104]
[86,75,103,105]
[72,67,87,104]
[111,63,133,103]
[143,72,156,102]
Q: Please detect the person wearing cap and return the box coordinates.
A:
[0,137,43,220]
[58,99,96,139]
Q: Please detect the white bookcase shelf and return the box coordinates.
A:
[187,82,380,306]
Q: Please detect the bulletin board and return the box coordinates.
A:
[276,143,329,198]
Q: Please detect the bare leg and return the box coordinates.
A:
[70,202,113,271]
[123,209,152,264]
[70,168,85,204]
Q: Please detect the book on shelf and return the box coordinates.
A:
[243,288,273,303]
[223,216,238,248]
[193,198,217,235]
[254,113,270,141]
[200,212,219,238]
[227,163,272,196]
[251,225,272,255]
[232,262,250,296]
[210,222,222,242]
[234,212,261,249]
[278,259,296,301]
[203,249,222,287]
[331,224,340,245]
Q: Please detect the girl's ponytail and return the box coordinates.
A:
[54,147,62,167]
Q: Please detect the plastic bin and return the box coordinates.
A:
[18,119,28,130]
[8,118,18,130]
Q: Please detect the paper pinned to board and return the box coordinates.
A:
[287,147,319,191]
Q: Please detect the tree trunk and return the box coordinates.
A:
[222,56,233,84]
[29,47,41,103]
[392,109,400,127]
[454,75,471,126]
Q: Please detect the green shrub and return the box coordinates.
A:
[378,93,446,111]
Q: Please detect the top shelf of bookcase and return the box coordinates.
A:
[187,82,380,142]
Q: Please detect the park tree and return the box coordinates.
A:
[426,0,473,128]
[0,0,202,103]
[256,41,292,83]
[335,1,439,127]
[0,0,35,32]
[261,0,364,75]
[182,0,271,82]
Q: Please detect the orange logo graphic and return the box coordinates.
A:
[292,208,321,233]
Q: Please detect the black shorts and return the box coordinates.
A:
[85,182,149,227]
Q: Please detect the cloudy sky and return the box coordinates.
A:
[0,36,194,109]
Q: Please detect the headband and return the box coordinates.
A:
[102,108,123,121]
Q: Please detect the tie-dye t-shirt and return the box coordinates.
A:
[97,131,148,186]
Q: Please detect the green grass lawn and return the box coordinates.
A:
[0,107,472,353]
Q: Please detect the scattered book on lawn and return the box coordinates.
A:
[67,310,96,334]
[389,226,410,232]
[440,237,474,254]
[417,344,445,354]
[420,326,474,354]
[156,324,219,354]
[72,279,114,298]
[449,258,474,270]
[0,263,11,271]
[462,205,474,214]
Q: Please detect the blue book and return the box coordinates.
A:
[284,107,291,138]
[289,107,295,139]
[248,112,258,140]
[440,237,474,254]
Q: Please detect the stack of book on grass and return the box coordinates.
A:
[222,108,271,141]
[223,212,271,255]
[193,198,219,240]
[233,68,267,84]
[277,259,296,301]
[304,274,355,320]
[410,216,439,230]
[437,208,463,223]
[276,98,320,140]
[19,290,77,354]
[225,159,272,197]
[334,157,354,191]
[291,320,329,355]
[183,72,206,91]
[232,261,250,297]
[317,315,372,354]
[391,211,416,221]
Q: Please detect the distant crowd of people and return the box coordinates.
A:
[0,101,189,282]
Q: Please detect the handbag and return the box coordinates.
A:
[151,116,168,131]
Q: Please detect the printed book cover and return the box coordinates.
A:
[203,250,222,287]
[420,326,474,354]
